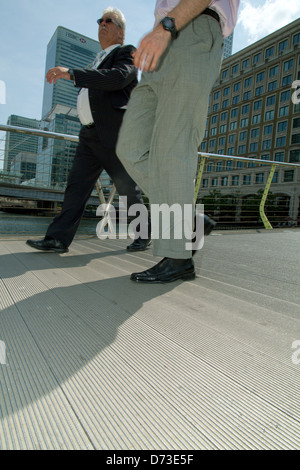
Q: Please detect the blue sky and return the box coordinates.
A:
[0,0,300,126]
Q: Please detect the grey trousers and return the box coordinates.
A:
[117,14,223,258]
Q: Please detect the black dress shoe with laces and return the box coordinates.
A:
[130,257,195,283]
[26,238,69,253]
[127,238,152,252]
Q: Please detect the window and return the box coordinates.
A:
[209,139,216,148]
[279,105,289,117]
[226,160,233,170]
[232,175,239,186]
[243,91,251,101]
[240,118,249,128]
[242,59,250,70]
[256,71,265,82]
[222,69,229,80]
[222,99,229,108]
[242,104,250,114]
[237,161,244,168]
[210,127,217,136]
[253,99,262,111]
[250,142,258,152]
[275,152,284,162]
[283,59,293,71]
[223,86,230,96]
[280,90,290,102]
[251,128,259,138]
[290,150,300,163]
[268,80,277,91]
[253,52,262,65]
[221,177,228,186]
[230,121,237,130]
[266,95,276,106]
[256,173,264,183]
[216,162,223,171]
[231,108,238,118]
[202,179,208,188]
[243,175,251,185]
[265,46,274,58]
[211,115,218,124]
[283,170,294,182]
[291,134,300,144]
[244,77,252,87]
[238,145,246,154]
[240,131,248,141]
[262,139,271,150]
[293,33,300,45]
[228,134,236,143]
[255,86,264,96]
[277,121,287,132]
[220,124,227,133]
[207,163,214,172]
[214,91,220,100]
[232,95,240,105]
[278,39,288,52]
[233,82,241,92]
[252,114,261,124]
[282,75,292,86]
[261,154,270,161]
[200,141,206,151]
[265,110,274,121]
[232,64,239,74]
[227,147,235,155]
[221,111,228,121]
[212,103,219,112]
[218,149,224,155]
[218,136,225,146]
[293,117,300,128]
[212,178,218,187]
[272,171,279,183]
[276,136,286,147]
[269,65,278,77]
[263,124,273,135]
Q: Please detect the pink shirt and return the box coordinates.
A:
[154,0,240,38]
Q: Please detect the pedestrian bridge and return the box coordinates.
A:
[0,228,299,450]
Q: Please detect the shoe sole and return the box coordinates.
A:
[131,271,196,283]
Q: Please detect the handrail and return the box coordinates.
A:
[195,152,300,230]
[0,124,79,142]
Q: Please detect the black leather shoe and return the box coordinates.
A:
[26,238,69,253]
[127,238,151,252]
[130,257,195,283]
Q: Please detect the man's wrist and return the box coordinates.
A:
[68,68,75,81]
[160,16,178,40]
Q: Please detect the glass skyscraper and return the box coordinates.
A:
[42,26,100,120]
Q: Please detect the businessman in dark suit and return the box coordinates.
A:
[27,7,151,253]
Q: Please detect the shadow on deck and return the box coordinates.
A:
[0,229,300,450]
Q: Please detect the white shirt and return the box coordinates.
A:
[77,44,120,126]
[154,0,240,38]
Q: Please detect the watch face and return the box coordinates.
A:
[163,17,174,29]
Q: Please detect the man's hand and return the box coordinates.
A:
[133,25,172,72]
[46,66,71,84]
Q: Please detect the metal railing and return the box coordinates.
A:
[1,124,300,234]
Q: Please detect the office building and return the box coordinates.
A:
[4,115,40,173]
[198,18,300,225]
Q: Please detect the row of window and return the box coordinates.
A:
[209,119,298,137]
[220,32,300,78]
[202,170,295,188]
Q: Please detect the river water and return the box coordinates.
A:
[0,211,99,237]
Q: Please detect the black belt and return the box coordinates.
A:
[85,123,95,129]
[201,8,220,23]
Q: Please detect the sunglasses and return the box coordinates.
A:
[97,17,120,28]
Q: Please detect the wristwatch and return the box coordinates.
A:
[68,68,75,81]
[160,17,178,40]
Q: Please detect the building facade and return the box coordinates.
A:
[198,18,300,225]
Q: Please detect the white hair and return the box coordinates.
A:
[102,6,126,30]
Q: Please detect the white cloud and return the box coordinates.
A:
[238,0,300,44]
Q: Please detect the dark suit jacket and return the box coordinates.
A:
[72,45,138,149]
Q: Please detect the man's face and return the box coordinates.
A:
[98,14,123,48]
